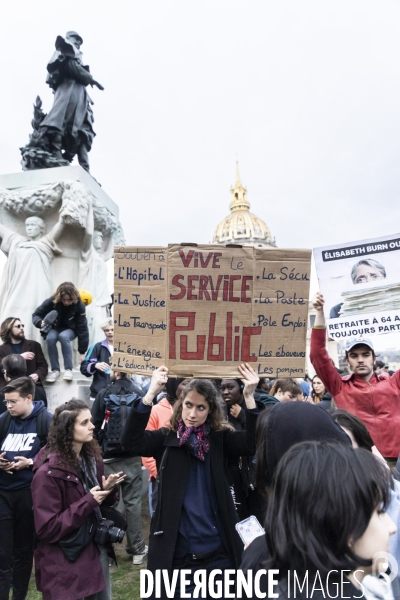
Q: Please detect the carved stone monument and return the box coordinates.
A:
[0,166,124,410]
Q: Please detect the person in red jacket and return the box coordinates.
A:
[310,292,400,461]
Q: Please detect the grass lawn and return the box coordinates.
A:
[28,498,151,600]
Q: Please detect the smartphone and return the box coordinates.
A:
[235,515,264,546]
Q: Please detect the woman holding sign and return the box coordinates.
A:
[121,364,259,598]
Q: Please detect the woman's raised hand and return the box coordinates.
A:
[102,471,126,491]
[141,366,169,406]
[238,363,258,409]
[147,366,169,398]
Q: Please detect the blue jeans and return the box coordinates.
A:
[148,478,158,518]
[46,328,76,371]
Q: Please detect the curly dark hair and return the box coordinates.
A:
[46,398,101,468]
[53,281,80,304]
[169,379,229,432]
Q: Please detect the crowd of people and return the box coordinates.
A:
[1,286,400,599]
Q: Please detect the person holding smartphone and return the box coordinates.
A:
[0,376,52,600]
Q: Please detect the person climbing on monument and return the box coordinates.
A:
[310,291,400,463]
[32,282,89,383]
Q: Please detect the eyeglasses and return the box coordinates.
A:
[13,324,24,329]
[3,399,21,406]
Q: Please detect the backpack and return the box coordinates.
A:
[100,384,142,454]
[0,409,49,448]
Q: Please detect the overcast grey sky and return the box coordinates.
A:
[1,0,400,251]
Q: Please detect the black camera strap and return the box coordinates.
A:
[79,456,102,521]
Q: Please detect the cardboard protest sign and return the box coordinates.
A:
[314,233,400,340]
[113,244,311,378]
[113,247,167,372]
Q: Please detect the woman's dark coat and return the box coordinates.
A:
[315,391,333,411]
[32,297,89,354]
[31,450,117,600]
[122,403,258,574]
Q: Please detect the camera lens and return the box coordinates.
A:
[116,528,125,543]
[108,526,125,544]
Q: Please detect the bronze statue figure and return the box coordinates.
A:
[21,32,104,173]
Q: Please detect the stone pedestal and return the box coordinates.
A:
[0,166,123,410]
[44,369,92,412]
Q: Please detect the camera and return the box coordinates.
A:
[94,518,125,545]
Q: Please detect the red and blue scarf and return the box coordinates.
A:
[177,420,210,461]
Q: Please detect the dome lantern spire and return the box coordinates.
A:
[230,161,250,213]
[235,160,242,186]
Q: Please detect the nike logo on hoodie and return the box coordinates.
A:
[1,433,37,452]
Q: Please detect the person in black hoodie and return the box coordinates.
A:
[0,376,51,600]
[32,281,89,383]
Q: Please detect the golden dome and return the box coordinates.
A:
[212,163,277,248]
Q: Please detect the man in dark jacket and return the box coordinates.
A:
[0,355,47,415]
[32,282,89,382]
[91,371,147,564]
[0,376,51,600]
[254,379,280,407]
[0,317,48,390]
